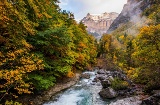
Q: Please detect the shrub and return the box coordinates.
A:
[110,78,129,90]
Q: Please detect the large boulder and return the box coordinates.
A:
[141,96,159,105]
[141,91,160,105]
[97,69,106,74]
[109,96,142,105]
[101,80,111,88]
[92,77,99,82]
[96,75,106,81]
[99,87,117,99]
[81,73,90,79]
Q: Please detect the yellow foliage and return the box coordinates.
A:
[0,51,44,95]
[43,12,52,18]
[78,42,87,48]
[67,71,75,78]
[77,54,85,63]
[119,35,124,40]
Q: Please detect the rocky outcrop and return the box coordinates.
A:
[107,0,151,34]
[99,87,117,99]
[101,80,111,88]
[109,96,142,105]
[95,69,130,99]
[81,12,118,39]
[81,73,90,79]
[141,90,160,105]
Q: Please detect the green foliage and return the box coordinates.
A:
[131,25,160,92]
[143,3,160,24]
[99,3,160,93]
[110,78,129,90]
[133,25,160,70]
[28,74,56,90]
[5,100,22,105]
[0,0,97,103]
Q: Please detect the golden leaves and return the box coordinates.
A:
[0,51,44,95]
[66,71,75,78]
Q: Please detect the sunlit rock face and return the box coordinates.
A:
[81,12,118,39]
[107,0,151,33]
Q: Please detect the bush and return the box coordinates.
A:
[5,100,22,105]
[110,78,129,90]
[28,74,56,90]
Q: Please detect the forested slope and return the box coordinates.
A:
[99,0,160,93]
[0,1,97,104]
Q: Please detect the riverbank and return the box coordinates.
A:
[16,73,81,105]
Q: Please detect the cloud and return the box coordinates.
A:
[59,0,127,21]
[59,0,68,6]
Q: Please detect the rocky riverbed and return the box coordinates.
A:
[17,67,160,105]
[43,68,144,105]
[80,68,160,105]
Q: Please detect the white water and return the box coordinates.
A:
[43,71,109,105]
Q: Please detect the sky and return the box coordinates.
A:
[58,0,127,21]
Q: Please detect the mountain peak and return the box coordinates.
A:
[81,12,119,39]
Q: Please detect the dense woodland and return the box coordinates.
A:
[98,0,160,93]
[0,0,97,104]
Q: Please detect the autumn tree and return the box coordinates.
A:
[132,25,160,91]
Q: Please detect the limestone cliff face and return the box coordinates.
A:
[81,12,118,38]
[107,0,151,33]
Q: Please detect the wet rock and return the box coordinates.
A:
[92,77,99,82]
[96,82,101,86]
[152,90,160,98]
[141,90,160,105]
[141,96,159,105]
[101,80,111,88]
[81,73,90,79]
[118,90,126,96]
[91,82,96,85]
[109,96,142,105]
[96,75,106,81]
[112,71,127,80]
[106,71,111,74]
[153,93,160,98]
[99,87,117,99]
[97,69,106,74]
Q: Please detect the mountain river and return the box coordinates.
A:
[43,70,112,105]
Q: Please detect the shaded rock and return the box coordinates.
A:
[109,96,142,105]
[141,90,160,105]
[101,80,111,88]
[81,73,90,79]
[141,96,159,105]
[152,90,160,94]
[153,93,160,98]
[118,90,126,96]
[96,75,106,81]
[92,77,99,82]
[106,71,111,74]
[96,82,101,86]
[91,82,96,85]
[112,71,127,80]
[99,87,117,99]
[97,69,106,74]
[118,89,132,96]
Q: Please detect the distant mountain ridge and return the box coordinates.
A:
[81,12,119,39]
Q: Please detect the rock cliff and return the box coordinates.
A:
[81,12,118,39]
[107,0,151,34]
